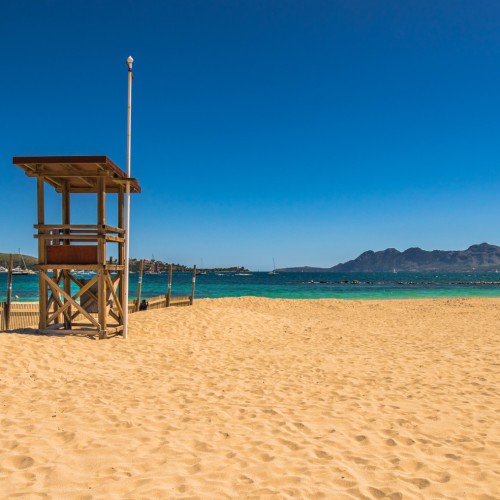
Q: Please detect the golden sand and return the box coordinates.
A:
[0,297,499,499]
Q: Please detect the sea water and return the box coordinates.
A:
[1,271,500,302]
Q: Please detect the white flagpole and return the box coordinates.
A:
[123,55,133,339]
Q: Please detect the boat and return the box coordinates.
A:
[146,257,161,275]
[147,261,161,275]
[235,273,252,276]
[269,258,279,275]
[196,258,207,275]
[74,270,96,278]
[12,251,36,275]
[0,266,7,273]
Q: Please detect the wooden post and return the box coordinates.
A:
[166,263,173,307]
[117,186,125,328]
[62,181,71,328]
[135,259,144,312]
[54,269,63,325]
[5,254,13,330]
[97,177,107,339]
[190,265,196,305]
[37,176,47,330]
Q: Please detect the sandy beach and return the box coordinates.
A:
[0,297,498,499]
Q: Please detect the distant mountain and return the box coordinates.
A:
[278,243,500,272]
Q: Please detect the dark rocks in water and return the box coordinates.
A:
[287,280,500,286]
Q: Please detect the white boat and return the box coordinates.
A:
[196,258,207,275]
[12,266,36,276]
[0,266,7,273]
[146,260,161,275]
[268,257,279,275]
[12,251,36,275]
[235,273,252,276]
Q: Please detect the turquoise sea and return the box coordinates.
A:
[2,271,500,302]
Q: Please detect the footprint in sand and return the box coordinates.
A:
[3,455,34,469]
[260,453,275,462]
[239,474,254,484]
[355,435,368,443]
[406,477,431,489]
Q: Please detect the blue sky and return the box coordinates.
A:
[2,0,500,270]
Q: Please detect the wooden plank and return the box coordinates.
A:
[98,269,107,339]
[39,327,97,336]
[37,176,45,225]
[62,183,72,328]
[47,274,98,324]
[146,294,167,310]
[36,235,105,240]
[68,273,99,320]
[35,224,98,229]
[46,245,98,265]
[34,224,125,234]
[97,176,106,269]
[26,169,112,178]
[46,270,64,316]
[37,177,47,329]
[43,273,100,328]
[45,277,72,326]
[105,272,123,320]
[34,264,123,271]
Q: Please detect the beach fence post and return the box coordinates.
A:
[5,254,13,330]
[135,259,144,312]
[166,263,173,307]
[190,265,196,305]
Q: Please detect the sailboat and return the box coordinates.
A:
[196,258,207,275]
[268,258,279,275]
[12,250,36,275]
[146,255,161,275]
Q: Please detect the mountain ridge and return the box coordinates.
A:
[278,243,500,272]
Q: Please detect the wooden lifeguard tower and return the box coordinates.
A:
[12,155,140,338]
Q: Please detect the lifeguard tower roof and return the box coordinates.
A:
[13,155,141,194]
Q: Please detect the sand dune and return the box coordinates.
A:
[0,297,499,499]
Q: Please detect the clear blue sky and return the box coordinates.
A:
[2,0,500,270]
